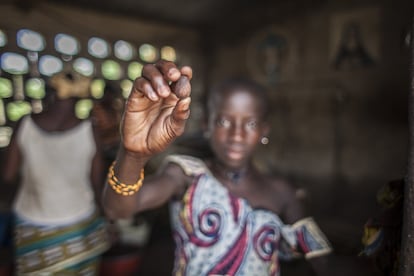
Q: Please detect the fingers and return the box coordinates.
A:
[180,66,193,80]
[140,62,172,100]
[169,65,192,99]
[169,66,193,134]
[170,97,192,135]
[174,97,191,120]
[130,60,192,101]
[155,59,182,82]
[131,77,159,101]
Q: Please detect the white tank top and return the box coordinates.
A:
[13,116,96,225]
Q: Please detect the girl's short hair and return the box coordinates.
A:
[205,77,271,120]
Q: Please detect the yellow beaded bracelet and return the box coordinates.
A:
[107,161,144,196]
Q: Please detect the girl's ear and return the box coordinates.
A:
[262,122,270,137]
[260,123,270,145]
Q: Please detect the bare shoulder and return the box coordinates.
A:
[157,161,195,197]
[265,175,298,199]
[7,115,27,144]
[264,174,305,223]
[161,162,191,179]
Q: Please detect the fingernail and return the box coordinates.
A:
[149,90,159,101]
[160,87,170,97]
[168,68,180,79]
[181,97,191,109]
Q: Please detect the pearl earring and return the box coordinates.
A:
[261,136,269,145]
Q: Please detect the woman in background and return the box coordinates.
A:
[1,71,110,275]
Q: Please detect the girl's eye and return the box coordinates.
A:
[217,118,231,128]
[246,120,258,129]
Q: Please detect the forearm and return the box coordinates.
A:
[308,255,332,276]
[90,153,106,215]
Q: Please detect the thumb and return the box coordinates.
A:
[169,97,191,135]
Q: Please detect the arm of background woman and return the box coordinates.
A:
[90,123,107,214]
[0,120,23,210]
[1,120,23,186]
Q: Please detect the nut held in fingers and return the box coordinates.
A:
[172,76,191,99]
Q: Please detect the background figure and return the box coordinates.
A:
[333,21,375,70]
[91,81,124,166]
[1,71,110,275]
[360,179,404,276]
[103,60,335,275]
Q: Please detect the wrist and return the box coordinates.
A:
[117,146,151,165]
[108,161,144,196]
[112,147,150,185]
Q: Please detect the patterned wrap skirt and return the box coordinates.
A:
[14,211,110,275]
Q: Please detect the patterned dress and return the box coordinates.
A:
[166,155,332,276]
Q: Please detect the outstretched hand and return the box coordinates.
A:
[121,60,192,157]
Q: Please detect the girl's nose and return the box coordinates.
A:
[229,122,244,141]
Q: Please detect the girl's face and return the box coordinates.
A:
[207,88,269,170]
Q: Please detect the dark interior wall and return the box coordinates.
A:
[0,0,412,258]
[206,0,413,252]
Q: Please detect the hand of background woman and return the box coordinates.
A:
[121,60,192,158]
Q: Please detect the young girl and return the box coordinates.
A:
[103,60,332,275]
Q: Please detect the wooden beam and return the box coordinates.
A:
[399,14,414,276]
